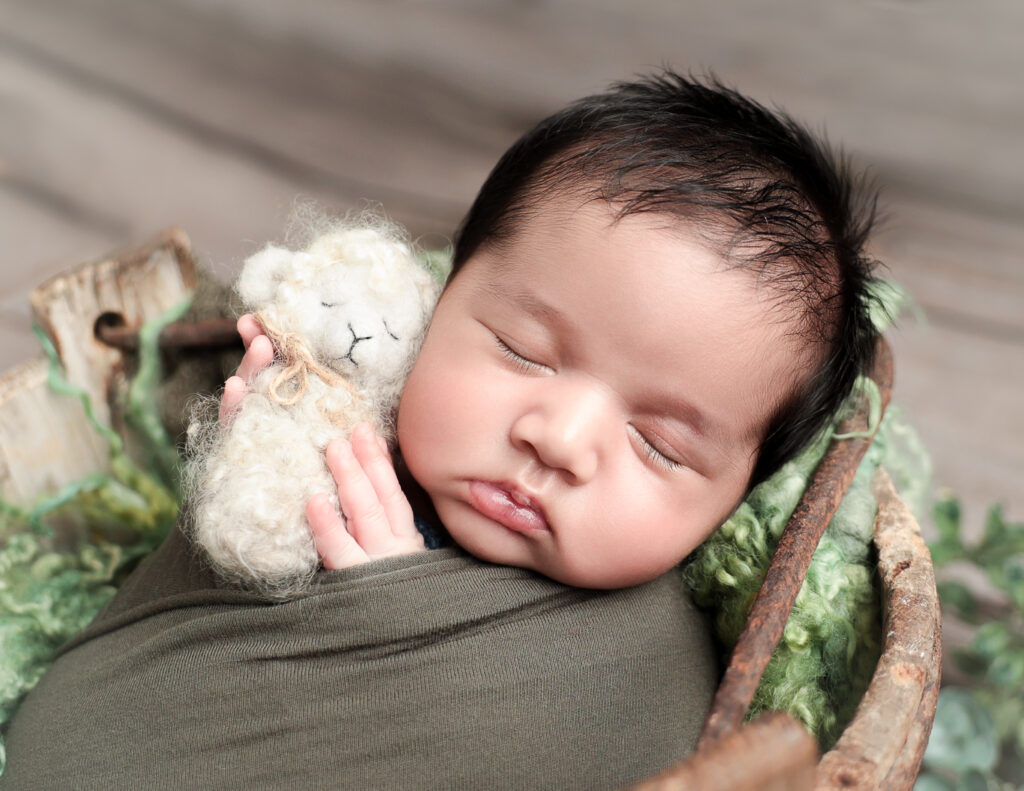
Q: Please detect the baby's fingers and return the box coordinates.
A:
[219,376,248,426]
[326,437,395,556]
[237,314,264,350]
[218,317,275,427]
[350,424,417,540]
[307,493,369,569]
[237,333,274,382]
[325,435,420,557]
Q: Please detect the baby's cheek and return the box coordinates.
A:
[625,490,718,567]
[396,367,446,470]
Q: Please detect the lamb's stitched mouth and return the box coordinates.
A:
[339,322,373,367]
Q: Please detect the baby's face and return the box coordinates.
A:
[397,198,804,588]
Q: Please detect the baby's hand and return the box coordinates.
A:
[219,314,274,426]
[308,422,424,568]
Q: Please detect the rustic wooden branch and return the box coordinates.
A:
[877,629,941,790]
[95,316,241,351]
[699,339,894,745]
[627,711,818,791]
[815,468,941,790]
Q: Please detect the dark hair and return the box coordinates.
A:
[451,70,881,488]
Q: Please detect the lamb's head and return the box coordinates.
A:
[236,223,439,406]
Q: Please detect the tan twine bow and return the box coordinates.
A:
[253,310,363,409]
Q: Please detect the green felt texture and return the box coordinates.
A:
[684,400,929,747]
[683,281,930,747]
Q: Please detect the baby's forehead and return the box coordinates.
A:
[463,201,805,304]
[461,197,820,326]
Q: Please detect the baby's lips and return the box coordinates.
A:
[468,481,550,533]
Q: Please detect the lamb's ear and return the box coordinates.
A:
[367,244,411,294]
[410,262,442,311]
[236,244,294,308]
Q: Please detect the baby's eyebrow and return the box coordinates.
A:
[666,399,709,440]
[644,395,712,445]
[644,393,741,464]
[474,280,570,330]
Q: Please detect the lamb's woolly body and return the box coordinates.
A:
[187,219,439,598]
[191,373,372,596]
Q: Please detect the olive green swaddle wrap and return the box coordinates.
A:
[1,525,717,791]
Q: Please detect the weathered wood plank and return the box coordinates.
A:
[30,230,197,430]
[3,0,1023,245]
[0,356,111,504]
[0,231,198,505]
[3,0,1021,334]
[0,45,440,270]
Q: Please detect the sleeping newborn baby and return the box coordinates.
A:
[1,71,882,791]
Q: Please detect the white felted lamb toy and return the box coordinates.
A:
[187,217,440,598]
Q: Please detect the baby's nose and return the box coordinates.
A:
[511,384,607,483]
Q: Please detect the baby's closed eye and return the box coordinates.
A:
[493,334,552,374]
[629,425,686,471]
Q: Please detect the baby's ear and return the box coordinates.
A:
[236,244,294,308]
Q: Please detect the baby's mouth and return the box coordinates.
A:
[468,481,550,534]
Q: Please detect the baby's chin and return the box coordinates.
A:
[548,564,678,591]
[477,542,676,590]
